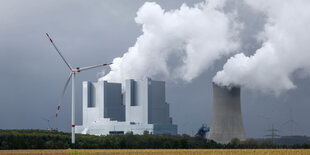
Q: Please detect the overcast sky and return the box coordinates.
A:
[0,0,309,138]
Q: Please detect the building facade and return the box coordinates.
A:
[76,78,177,136]
[125,79,172,125]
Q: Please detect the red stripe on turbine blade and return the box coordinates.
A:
[49,39,53,43]
[103,64,107,66]
[72,125,75,127]
[56,113,58,117]
[57,106,60,110]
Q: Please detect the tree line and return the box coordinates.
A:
[0,129,309,149]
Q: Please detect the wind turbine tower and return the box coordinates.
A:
[46,33,112,144]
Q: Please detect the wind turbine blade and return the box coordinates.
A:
[56,73,72,118]
[79,62,112,71]
[46,33,73,70]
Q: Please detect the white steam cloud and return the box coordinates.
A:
[100,0,310,95]
[99,0,240,83]
[213,0,310,95]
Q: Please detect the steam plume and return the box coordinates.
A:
[213,0,310,95]
[100,0,240,83]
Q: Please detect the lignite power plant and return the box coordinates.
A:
[46,33,246,144]
[74,79,247,144]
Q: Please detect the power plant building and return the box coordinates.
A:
[76,78,177,135]
[208,83,246,144]
[125,79,172,125]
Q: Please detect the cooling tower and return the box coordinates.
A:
[208,83,246,144]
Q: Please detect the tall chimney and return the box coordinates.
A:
[208,83,246,144]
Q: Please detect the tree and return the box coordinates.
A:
[230,138,241,146]
[242,139,259,149]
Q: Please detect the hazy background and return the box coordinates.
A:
[0,0,309,138]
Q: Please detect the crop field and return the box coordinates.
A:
[0,149,310,155]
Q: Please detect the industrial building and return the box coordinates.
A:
[208,83,246,144]
[76,78,177,135]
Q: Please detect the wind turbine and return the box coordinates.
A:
[41,117,52,130]
[46,33,112,144]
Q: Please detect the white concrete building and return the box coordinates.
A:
[125,79,172,125]
[76,78,177,136]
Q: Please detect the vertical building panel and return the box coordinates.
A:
[88,83,96,107]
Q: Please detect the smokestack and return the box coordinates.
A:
[208,83,246,144]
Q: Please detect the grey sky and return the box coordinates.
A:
[0,0,309,138]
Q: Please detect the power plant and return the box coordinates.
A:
[208,83,246,144]
[76,80,246,143]
[76,78,177,135]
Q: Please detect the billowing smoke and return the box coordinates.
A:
[213,0,310,95]
[99,0,241,83]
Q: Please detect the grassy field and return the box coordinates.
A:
[0,149,309,155]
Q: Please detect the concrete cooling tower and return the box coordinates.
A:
[208,83,246,144]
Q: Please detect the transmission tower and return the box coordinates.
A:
[265,124,280,143]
